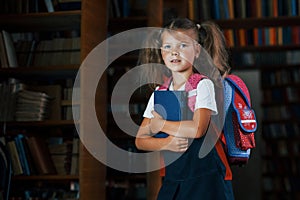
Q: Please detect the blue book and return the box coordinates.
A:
[212,0,221,19]
[14,135,30,175]
[153,91,192,138]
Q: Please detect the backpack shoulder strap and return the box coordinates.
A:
[225,74,257,133]
[185,73,207,111]
[185,73,207,92]
[225,74,251,107]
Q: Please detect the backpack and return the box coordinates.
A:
[156,73,257,166]
[222,74,257,165]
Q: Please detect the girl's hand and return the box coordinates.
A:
[164,135,189,152]
[150,111,165,134]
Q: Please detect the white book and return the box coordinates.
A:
[44,0,55,12]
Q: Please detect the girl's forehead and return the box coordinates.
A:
[161,29,197,43]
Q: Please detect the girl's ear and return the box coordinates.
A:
[195,43,201,58]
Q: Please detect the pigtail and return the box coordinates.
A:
[137,30,170,88]
[198,21,231,76]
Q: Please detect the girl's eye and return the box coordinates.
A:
[162,44,171,50]
[179,43,188,48]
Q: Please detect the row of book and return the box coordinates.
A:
[261,69,300,87]
[263,176,300,193]
[0,30,81,68]
[224,26,300,47]
[263,158,300,176]
[262,87,300,104]
[30,37,81,67]
[262,122,300,138]
[263,140,300,157]
[232,51,300,68]
[4,135,79,176]
[263,104,300,121]
[189,0,300,21]
[109,0,147,18]
[106,179,147,200]
[10,181,79,200]
[0,0,81,14]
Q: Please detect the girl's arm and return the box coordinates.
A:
[150,108,211,139]
[135,117,189,152]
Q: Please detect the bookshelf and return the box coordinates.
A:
[0,0,106,199]
[2,0,298,199]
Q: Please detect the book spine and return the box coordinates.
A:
[26,137,57,175]
[14,135,30,175]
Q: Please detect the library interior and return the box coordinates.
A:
[0,0,300,200]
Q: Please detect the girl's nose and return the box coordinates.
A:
[171,51,179,56]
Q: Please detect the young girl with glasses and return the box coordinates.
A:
[135,18,235,200]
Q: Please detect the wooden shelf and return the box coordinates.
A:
[230,45,300,52]
[3,120,76,127]
[0,65,79,79]
[215,16,300,29]
[12,174,79,181]
[0,11,81,31]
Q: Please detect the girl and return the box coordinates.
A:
[135,18,234,200]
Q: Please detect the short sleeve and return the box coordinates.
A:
[143,92,155,119]
[194,79,218,115]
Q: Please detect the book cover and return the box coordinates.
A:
[70,138,79,175]
[25,136,57,175]
[0,32,8,68]
[6,140,23,175]
[212,0,221,19]
[1,30,18,68]
[14,134,30,175]
[44,0,55,12]
[199,0,211,20]
[227,0,235,19]
[153,91,191,138]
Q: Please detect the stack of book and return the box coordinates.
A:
[15,89,51,121]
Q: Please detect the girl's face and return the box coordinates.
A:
[160,29,200,74]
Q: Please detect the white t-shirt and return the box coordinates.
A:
[143,79,218,118]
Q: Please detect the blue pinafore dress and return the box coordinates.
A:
[155,75,235,200]
[157,136,235,200]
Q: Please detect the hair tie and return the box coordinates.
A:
[196,24,201,29]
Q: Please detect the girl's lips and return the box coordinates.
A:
[171,59,181,63]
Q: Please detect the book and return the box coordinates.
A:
[227,0,235,19]
[0,32,7,68]
[0,30,18,68]
[25,136,57,175]
[44,0,54,12]
[6,140,23,175]
[14,134,30,175]
[153,91,192,138]
[70,138,79,175]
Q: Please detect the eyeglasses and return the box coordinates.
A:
[160,42,196,53]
